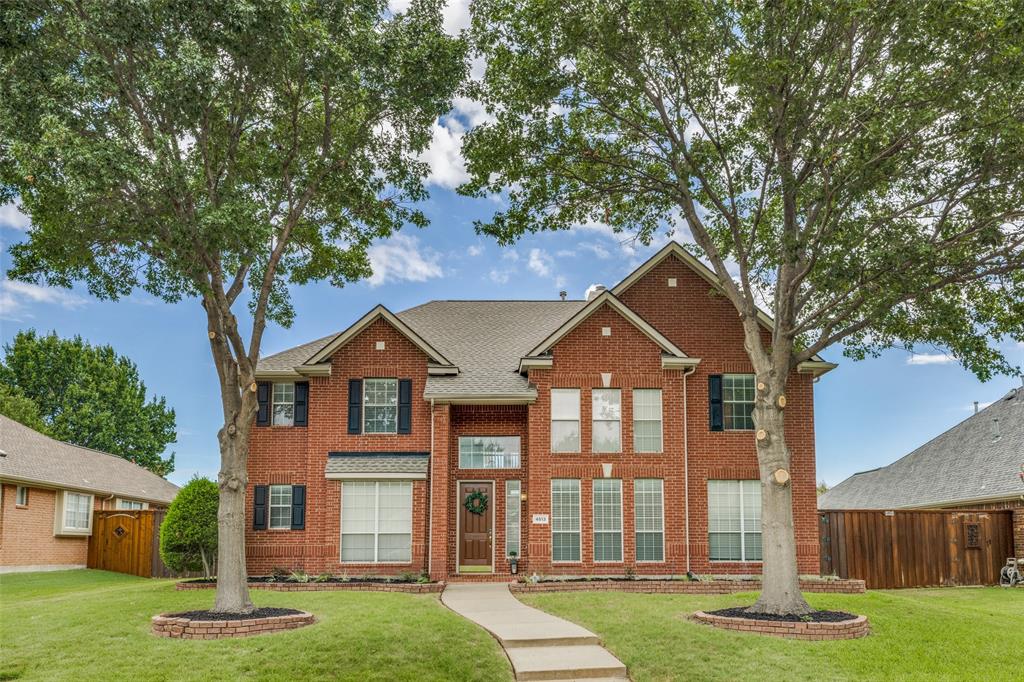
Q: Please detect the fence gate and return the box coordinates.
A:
[88,509,177,577]
[819,509,1014,589]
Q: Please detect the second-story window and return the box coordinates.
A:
[272,382,294,426]
[551,388,580,452]
[459,436,521,469]
[633,389,663,452]
[591,388,621,453]
[364,378,398,433]
[723,374,756,430]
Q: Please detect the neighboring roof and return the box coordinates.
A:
[819,389,1024,510]
[611,241,836,375]
[325,452,429,479]
[0,415,178,504]
[522,290,693,363]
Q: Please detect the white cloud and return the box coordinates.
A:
[502,250,519,262]
[367,234,444,287]
[578,241,611,259]
[906,353,954,366]
[389,0,470,35]
[583,283,605,300]
[489,268,512,284]
[0,203,31,231]
[0,280,88,320]
[556,249,576,258]
[467,244,484,257]
[421,118,469,190]
[527,248,553,277]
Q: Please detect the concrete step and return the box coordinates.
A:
[502,633,601,648]
[506,645,628,681]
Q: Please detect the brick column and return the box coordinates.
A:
[1013,507,1024,559]
[429,403,451,581]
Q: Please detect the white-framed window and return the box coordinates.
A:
[635,479,664,562]
[272,382,295,426]
[592,389,621,453]
[341,481,412,563]
[63,492,92,531]
[708,480,762,561]
[269,485,293,529]
[506,480,521,557]
[363,378,399,434]
[116,499,144,510]
[16,485,28,506]
[459,436,521,469]
[551,479,581,562]
[592,479,622,562]
[723,374,756,430]
[551,389,580,452]
[633,389,663,452]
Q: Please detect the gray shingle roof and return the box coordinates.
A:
[257,300,588,399]
[325,452,429,475]
[0,415,178,504]
[819,388,1024,510]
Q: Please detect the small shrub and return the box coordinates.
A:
[289,570,312,583]
[396,571,417,583]
[271,566,291,580]
[314,572,333,583]
[159,476,218,578]
[624,566,636,580]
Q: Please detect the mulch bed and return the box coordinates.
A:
[707,607,859,623]
[167,607,303,621]
[183,576,426,585]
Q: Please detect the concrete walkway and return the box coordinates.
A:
[442,583,628,681]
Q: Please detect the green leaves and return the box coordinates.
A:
[0,330,176,476]
[464,0,1024,378]
[160,476,219,576]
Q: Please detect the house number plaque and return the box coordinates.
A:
[532,514,550,525]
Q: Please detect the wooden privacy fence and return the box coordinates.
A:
[819,509,1014,589]
[87,509,184,578]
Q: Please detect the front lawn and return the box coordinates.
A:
[518,587,1023,681]
[0,570,512,681]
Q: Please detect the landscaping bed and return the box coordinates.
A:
[177,576,442,593]
[152,608,315,639]
[510,577,865,595]
[692,609,869,640]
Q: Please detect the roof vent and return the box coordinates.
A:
[586,285,606,302]
[559,290,567,301]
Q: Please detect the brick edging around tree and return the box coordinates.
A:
[509,578,865,594]
[152,611,315,639]
[175,580,443,593]
[692,611,869,640]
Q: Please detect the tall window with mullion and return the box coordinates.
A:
[269,484,293,529]
[341,481,412,562]
[272,382,294,426]
[633,389,663,452]
[634,479,664,562]
[551,479,581,562]
[723,374,756,430]
[363,378,398,433]
[459,436,521,469]
[505,480,521,557]
[708,480,762,561]
[551,389,580,452]
[591,389,621,453]
[592,479,622,562]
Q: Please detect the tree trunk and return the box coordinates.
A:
[748,374,813,615]
[213,422,254,612]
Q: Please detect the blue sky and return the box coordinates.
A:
[1,0,1021,489]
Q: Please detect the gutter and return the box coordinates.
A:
[427,399,435,579]
[682,364,697,576]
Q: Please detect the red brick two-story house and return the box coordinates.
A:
[246,242,835,580]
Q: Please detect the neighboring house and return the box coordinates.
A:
[820,388,1024,557]
[247,242,836,580]
[0,415,178,573]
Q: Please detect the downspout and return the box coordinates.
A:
[428,398,435,578]
[682,365,697,577]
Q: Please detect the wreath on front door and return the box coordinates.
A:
[464,490,489,515]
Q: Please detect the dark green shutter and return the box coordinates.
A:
[253,485,268,530]
[398,379,412,434]
[294,382,309,427]
[290,485,306,530]
[256,382,270,426]
[348,379,362,434]
[709,374,724,431]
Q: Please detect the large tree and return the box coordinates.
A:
[1,330,176,476]
[1,0,464,612]
[462,0,1024,614]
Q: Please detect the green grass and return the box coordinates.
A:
[0,570,512,682]
[517,587,1024,681]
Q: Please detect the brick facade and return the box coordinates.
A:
[0,484,88,570]
[246,253,823,579]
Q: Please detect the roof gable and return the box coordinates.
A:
[522,291,695,366]
[304,305,456,369]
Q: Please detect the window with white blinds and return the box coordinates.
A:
[592,479,622,562]
[633,389,663,452]
[708,480,762,561]
[341,481,412,563]
[551,479,581,561]
[634,479,664,562]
